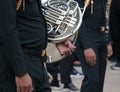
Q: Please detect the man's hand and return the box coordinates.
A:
[55,39,76,56]
[84,48,96,66]
[16,73,32,92]
[84,0,90,7]
[107,44,113,58]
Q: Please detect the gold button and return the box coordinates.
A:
[41,50,46,57]
[100,26,105,32]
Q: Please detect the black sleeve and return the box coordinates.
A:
[77,22,92,50]
[1,0,27,77]
[107,30,113,45]
[74,0,92,50]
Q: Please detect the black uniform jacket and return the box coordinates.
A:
[17,0,47,50]
[110,0,120,41]
[0,0,27,76]
[75,0,107,50]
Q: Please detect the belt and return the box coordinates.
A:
[87,26,106,32]
[22,48,46,57]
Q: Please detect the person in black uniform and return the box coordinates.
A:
[59,52,79,91]
[0,0,76,92]
[47,52,79,91]
[109,0,120,70]
[0,0,32,92]
[17,0,76,92]
[74,0,113,92]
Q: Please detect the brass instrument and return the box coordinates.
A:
[41,0,89,63]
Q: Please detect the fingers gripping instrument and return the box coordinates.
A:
[42,0,89,63]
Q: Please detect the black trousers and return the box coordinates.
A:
[0,43,16,92]
[0,45,51,92]
[76,33,107,92]
[46,62,59,85]
[110,0,120,63]
[59,53,77,84]
[21,48,51,92]
[47,52,78,85]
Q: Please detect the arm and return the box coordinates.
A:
[55,39,76,56]
[78,22,96,66]
[77,22,92,50]
[1,1,32,92]
[2,0,27,77]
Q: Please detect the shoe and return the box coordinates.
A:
[50,81,60,89]
[70,69,84,78]
[70,73,84,78]
[108,55,117,62]
[111,63,120,70]
[64,83,79,91]
[50,84,60,90]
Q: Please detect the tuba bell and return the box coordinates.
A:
[41,0,89,63]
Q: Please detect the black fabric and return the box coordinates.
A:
[46,62,60,87]
[0,0,50,91]
[76,35,107,92]
[109,0,120,63]
[17,0,47,50]
[46,52,78,85]
[0,44,17,92]
[59,53,76,84]
[74,0,108,92]
[22,47,47,62]
[0,0,27,77]
[21,51,51,92]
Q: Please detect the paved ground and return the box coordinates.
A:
[51,60,120,92]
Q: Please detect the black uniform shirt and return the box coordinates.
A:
[16,0,47,50]
[84,0,106,31]
[0,0,27,76]
[75,0,107,50]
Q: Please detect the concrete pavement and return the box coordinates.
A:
[51,60,120,92]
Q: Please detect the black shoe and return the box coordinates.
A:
[50,83,60,87]
[108,55,117,62]
[111,63,120,70]
[64,83,79,91]
[50,82,60,90]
